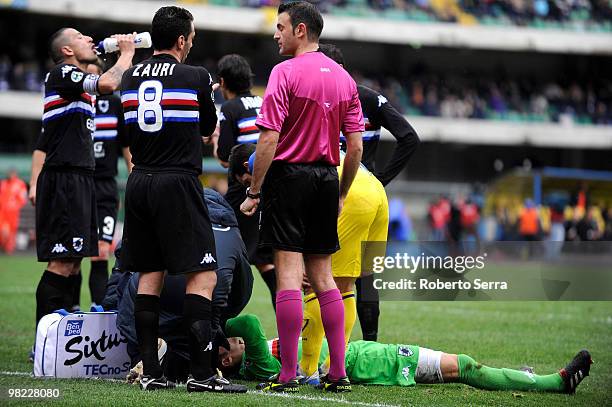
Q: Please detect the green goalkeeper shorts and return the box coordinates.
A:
[345,341,419,386]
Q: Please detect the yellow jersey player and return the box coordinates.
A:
[228,143,388,385]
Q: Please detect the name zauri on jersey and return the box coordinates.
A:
[131,62,176,77]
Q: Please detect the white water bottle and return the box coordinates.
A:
[97,32,152,54]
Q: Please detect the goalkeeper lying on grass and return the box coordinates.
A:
[219,314,591,394]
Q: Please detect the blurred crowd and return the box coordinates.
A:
[354,72,612,125]
[0,55,45,92]
[426,187,612,244]
[222,0,612,28]
[2,53,610,126]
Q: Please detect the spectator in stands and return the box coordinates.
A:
[460,197,480,243]
[428,199,447,241]
[518,199,540,241]
[546,201,566,258]
[603,207,612,240]
[576,206,601,241]
[0,55,11,91]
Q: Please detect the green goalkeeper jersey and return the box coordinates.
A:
[225,314,419,386]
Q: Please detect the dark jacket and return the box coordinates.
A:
[102,188,253,363]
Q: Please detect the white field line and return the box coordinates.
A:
[245,390,400,407]
[0,371,400,407]
[1,371,31,376]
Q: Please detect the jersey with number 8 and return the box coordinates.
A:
[120,54,217,174]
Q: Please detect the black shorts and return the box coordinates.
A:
[94,177,119,243]
[36,167,98,261]
[260,162,340,254]
[122,169,217,275]
[225,181,273,265]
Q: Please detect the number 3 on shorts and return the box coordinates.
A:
[102,216,115,236]
[137,80,163,132]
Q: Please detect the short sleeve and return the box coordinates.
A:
[255,64,290,132]
[342,81,365,134]
[46,64,99,99]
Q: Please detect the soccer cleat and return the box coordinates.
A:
[127,338,167,384]
[186,371,247,393]
[256,374,299,393]
[297,368,320,386]
[139,375,176,391]
[559,349,592,394]
[316,374,352,393]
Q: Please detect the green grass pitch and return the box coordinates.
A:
[0,255,610,406]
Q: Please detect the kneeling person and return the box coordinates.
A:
[229,143,388,384]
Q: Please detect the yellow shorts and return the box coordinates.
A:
[332,173,388,278]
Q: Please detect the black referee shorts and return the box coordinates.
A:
[36,167,98,262]
[94,177,119,243]
[122,169,217,275]
[225,181,273,265]
[260,162,340,254]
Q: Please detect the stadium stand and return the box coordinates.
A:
[1,53,610,125]
[202,0,612,31]
[0,0,610,250]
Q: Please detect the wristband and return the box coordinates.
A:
[246,187,261,199]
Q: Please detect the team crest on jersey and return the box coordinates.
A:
[72,237,84,252]
[98,100,109,113]
[398,346,413,357]
[71,71,84,83]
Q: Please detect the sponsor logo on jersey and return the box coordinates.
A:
[61,65,75,78]
[377,94,388,107]
[73,237,84,252]
[200,253,216,264]
[86,118,95,132]
[398,346,414,357]
[402,366,411,380]
[71,71,84,83]
[51,243,68,253]
[65,320,84,336]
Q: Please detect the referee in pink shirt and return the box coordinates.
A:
[240,1,364,394]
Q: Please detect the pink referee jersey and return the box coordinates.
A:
[255,50,364,166]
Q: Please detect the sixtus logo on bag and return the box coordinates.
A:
[64,330,127,366]
[64,320,83,336]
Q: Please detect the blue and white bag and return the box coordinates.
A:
[33,309,130,379]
